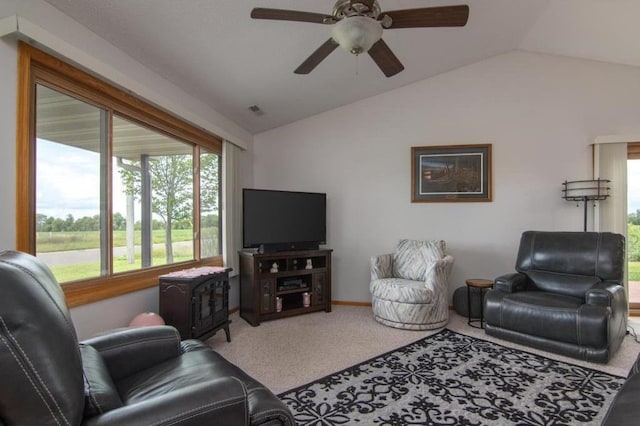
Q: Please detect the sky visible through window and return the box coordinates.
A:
[37,139,127,219]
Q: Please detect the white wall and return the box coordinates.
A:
[253,51,640,303]
[0,0,251,339]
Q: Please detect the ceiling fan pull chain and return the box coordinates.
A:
[355,54,359,75]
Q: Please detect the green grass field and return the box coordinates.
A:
[37,228,218,282]
[36,228,206,252]
[629,261,640,281]
[50,248,195,282]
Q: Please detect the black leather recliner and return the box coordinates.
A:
[0,250,294,425]
[484,231,627,363]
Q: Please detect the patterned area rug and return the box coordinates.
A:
[278,329,625,425]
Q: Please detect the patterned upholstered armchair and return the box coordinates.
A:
[370,239,454,330]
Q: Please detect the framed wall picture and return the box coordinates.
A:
[411,144,492,202]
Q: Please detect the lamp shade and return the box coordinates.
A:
[562,178,611,232]
[562,179,610,201]
[331,16,383,55]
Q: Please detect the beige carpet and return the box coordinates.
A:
[207,305,640,396]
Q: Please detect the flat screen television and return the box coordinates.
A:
[243,188,326,252]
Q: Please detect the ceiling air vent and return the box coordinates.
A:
[248,105,264,116]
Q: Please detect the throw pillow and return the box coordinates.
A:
[393,239,445,281]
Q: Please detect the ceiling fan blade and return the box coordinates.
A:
[251,8,334,24]
[368,39,404,77]
[383,5,469,29]
[294,39,339,74]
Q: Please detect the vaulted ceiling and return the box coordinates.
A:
[42,0,640,134]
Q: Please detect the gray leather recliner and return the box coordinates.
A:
[484,231,627,363]
[0,250,294,425]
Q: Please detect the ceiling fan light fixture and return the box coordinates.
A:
[331,16,382,55]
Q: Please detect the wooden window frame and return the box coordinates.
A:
[628,143,640,160]
[17,43,223,307]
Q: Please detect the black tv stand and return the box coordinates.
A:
[259,242,320,253]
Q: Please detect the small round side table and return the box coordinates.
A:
[466,278,494,329]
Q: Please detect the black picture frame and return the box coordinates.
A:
[411,144,492,202]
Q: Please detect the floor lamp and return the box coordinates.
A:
[562,179,611,232]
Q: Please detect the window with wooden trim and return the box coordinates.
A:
[17,43,223,307]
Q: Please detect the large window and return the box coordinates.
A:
[18,43,223,307]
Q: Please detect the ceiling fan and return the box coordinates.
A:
[251,0,469,77]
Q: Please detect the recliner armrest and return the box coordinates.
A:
[81,376,249,426]
[494,272,527,293]
[586,282,625,308]
[82,326,181,381]
[371,253,394,280]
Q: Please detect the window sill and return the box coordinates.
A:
[62,257,223,307]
